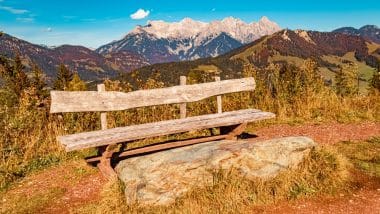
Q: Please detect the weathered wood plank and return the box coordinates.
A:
[50,77,256,113]
[179,76,187,119]
[59,109,275,151]
[97,84,108,130]
[215,76,222,114]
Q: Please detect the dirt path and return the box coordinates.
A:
[2,122,379,213]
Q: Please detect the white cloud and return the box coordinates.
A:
[16,17,34,23]
[130,9,149,20]
[0,6,28,14]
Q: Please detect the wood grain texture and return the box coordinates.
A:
[97,84,108,130]
[180,76,187,119]
[59,109,275,151]
[50,77,256,113]
[215,77,222,114]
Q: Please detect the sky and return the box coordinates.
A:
[0,0,379,48]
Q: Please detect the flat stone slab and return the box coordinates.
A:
[115,136,317,205]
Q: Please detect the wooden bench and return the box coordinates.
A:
[50,76,275,179]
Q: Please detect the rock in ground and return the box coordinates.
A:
[115,136,316,205]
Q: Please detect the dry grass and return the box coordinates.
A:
[0,186,66,213]
[335,137,380,177]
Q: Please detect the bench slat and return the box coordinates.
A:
[50,78,255,113]
[59,109,275,151]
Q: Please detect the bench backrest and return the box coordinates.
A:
[50,77,255,113]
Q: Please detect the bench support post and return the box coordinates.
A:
[97,84,117,180]
[98,144,118,180]
[224,123,248,140]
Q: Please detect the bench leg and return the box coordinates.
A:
[225,123,247,140]
[98,144,118,180]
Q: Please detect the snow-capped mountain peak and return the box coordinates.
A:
[129,16,280,42]
[96,16,281,64]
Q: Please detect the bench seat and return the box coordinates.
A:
[60,109,275,152]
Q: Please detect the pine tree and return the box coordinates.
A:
[12,54,30,96]
[67,73,87,91]
[369,64,380,92]
[335,63,359,96]
[31,63,47,98]
[53,64,73,90]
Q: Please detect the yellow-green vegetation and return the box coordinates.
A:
[321,53,377,93]
[191,64,221,74]
[75,147,349,214]
[0,187,66,213]
[270,54,305,67]
[335,137,380,177]
[366,42,380,54]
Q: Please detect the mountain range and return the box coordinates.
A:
[0,33,148,82]
[0,18,379,83]
[127,29,380,87]
[333,25,380,44]
[0,16,280,82]
[96,16,281,63]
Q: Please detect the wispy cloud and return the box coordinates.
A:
[16,17,34,23]
[130,9,150,20]
[43,27,52,32]
[0,6,28,14]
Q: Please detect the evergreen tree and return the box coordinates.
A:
[31,63,47,98]
[10,54,30,96]
[369,63,380,92]
[53,64,73,90]
[335,63,359,96]
[67,73,87,91]
[0,54,31,105]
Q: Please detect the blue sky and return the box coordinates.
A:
[0,0,379,48]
